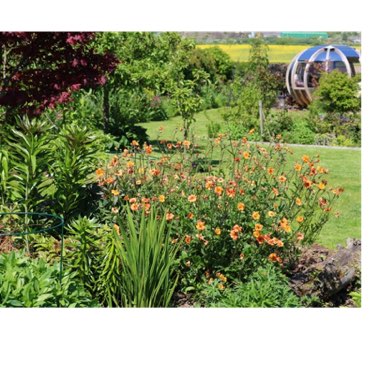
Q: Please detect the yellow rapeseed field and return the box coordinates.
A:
[197,44,335,63]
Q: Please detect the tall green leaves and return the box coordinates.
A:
[114,209,179,307]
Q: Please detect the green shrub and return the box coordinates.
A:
[204,263,304,307]
[0,251,97,307]
[283,119,316,145]
[206,121,222,138]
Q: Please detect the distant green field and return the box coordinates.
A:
[141,108,361,249]
[197,44,362,63]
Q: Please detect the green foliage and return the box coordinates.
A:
[283,119,316,145]
[0,250,97,307]
[204,263,304,307]
[206,121,222,138]
[113,208,179,307]
[311,71,361,114]
[349,290,361,307]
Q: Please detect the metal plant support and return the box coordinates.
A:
[0,212,64,280]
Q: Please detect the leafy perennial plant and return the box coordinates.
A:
[95,133,343,294]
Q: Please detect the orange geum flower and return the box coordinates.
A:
[296,198,302,206]
[294,163,302,172]
[105,177,115,184]
[267,167,275,175]
[256,235,265,244]
[237,202,245,212]
[150,168,160,176]
[113,224,120,235]
[185,235,192,245]
[111,189,120,196]
[214,186,223,196]
[129,197,137,204]
[296,232,305,241]
[226,188,236,198]
[196,220,206,231]
[255,223,263,231]
[187,212,194,219]
[205,180,214,190]
[242,151,250,159]
[296,216,304,223]
[167,143,173,150]
[252,211,260,220]
[230,229,239,241]
[126,161,134,168]
[278,175,287,183]
[214,227,221,236]
[188,194,197,203]
[131,140,139,147]
[332,187,344,196]
[95,168,105,177]
[302,177,312,188]
[276,239,284,248]
[268,253,282,263]
[272,188,279,196]
[302,155,310,163]
[218,283,225,290]
[158,194,165,203]
[144,144,153,154]
[267,211,276,217]
[253,230,261,238]
[232,224,242,232]
[317,182,326,190]
[166,212,174,221]
[183,140,191,149]
[130,203,139,212]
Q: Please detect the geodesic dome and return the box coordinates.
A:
[286,45,361,107]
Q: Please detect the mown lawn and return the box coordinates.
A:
[140,108,361,249]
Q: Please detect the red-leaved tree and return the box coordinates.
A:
[0,32,117,116]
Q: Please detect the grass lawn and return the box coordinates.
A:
[140,108,361,249]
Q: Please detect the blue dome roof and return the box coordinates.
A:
[298,45,360,61]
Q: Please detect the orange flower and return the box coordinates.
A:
[105,177,115,184]
[255,223,263,231]
[294,163,302,172]
[296,232,304,241]
[113,224,120,235]
[129,197,137,204]
[296,216,304,223]
[111,189,120,196]
[278,175,287,183]
[302,155,310,163]
[268,253,282,263]
[166,212,174,221]
[158,195,165,203]
[267,211,276,217]
[150,168,160,176]
[276,239,284,248]
[205,180,214,190]
[332,187,344,196]
[218,283,225,290]
[248,128,255,135]
[302,176,312,188]
[131,140,139,147]
[187,212,194,219]
[95,168,105,177]
[242,151,250,159]
[319,198,328,207]
[111,207,119,214]
[183,140,191,149]
[126,161,134,168]
[196,220,206,231]
[130,203,139,212]
[185,235,192,245]
[267,167,275,175]
[252,211,260,220]
[296,198,302,206]
[167,143,173,150]
[256,235,265,244]
[188,194,197,203]
[142,203,151,211]
[226,188,236,198]
[237,202,245,212]
[214,227,221,236]
[230,229,239,241]
[272,188,279,196]
[214,186,223,196]
[253,230,260,238]
[144,144,153,154]
[232,224,242,232]
[317,182,326,190]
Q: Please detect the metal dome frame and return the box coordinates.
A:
[286,45,360,107]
